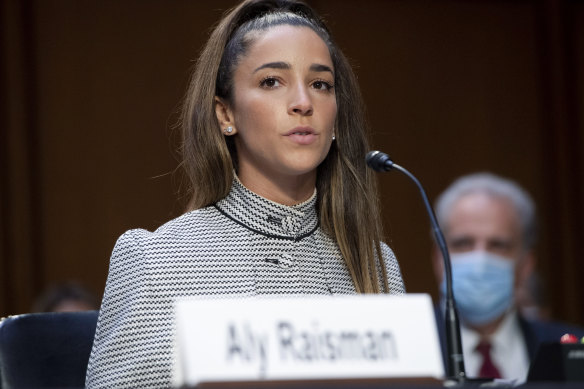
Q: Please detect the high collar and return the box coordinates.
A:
[215,176,319,241]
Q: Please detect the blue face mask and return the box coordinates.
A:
[440,250,515,326]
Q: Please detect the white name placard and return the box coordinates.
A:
[175,294,444,386]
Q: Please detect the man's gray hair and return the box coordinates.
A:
[434,172,537,249]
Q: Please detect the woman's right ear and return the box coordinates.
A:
[214,96,237,135]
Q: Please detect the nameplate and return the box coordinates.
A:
[175,294,444,386]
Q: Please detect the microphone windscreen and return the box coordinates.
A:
[366,151,392,172]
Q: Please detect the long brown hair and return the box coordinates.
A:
[180,0,390,293]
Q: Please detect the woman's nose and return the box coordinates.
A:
[288,83,313,116]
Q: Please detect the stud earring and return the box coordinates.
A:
[332,134,336,141]
[224,126,233,134]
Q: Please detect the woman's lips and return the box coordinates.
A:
[286,127,318,145]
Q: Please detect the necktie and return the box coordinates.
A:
[476,341,502,379]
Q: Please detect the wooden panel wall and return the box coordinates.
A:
[1,0,583,326]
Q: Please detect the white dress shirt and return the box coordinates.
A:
[461,310,530,384]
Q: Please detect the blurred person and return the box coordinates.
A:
[32,281,99,313]
[432,172,583,383]
[86,1,405,387]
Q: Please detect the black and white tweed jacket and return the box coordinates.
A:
[86,178,405,388]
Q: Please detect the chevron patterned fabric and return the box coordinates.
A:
[85,177,405,388]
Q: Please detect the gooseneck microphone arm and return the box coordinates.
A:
[366,150,466,382]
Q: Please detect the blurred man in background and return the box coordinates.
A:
[32,281,98,313]
[432,173,583,383]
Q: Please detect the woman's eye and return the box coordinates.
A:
[312,80,334,91]
[260,77,280,88]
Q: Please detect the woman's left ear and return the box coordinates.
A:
[214,96,237,135]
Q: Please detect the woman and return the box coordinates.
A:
[86,0,405,387]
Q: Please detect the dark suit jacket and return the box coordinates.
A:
[434,306,584,375]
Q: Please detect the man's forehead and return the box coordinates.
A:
[446,193,522,237]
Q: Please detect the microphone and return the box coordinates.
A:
[365,150,394,172]
[366,150,467,382]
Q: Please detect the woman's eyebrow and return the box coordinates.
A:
[310,63,333,75]
[253,62,334,75]
[253,61,290,73]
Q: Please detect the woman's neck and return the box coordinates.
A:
[236,168,316,206]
